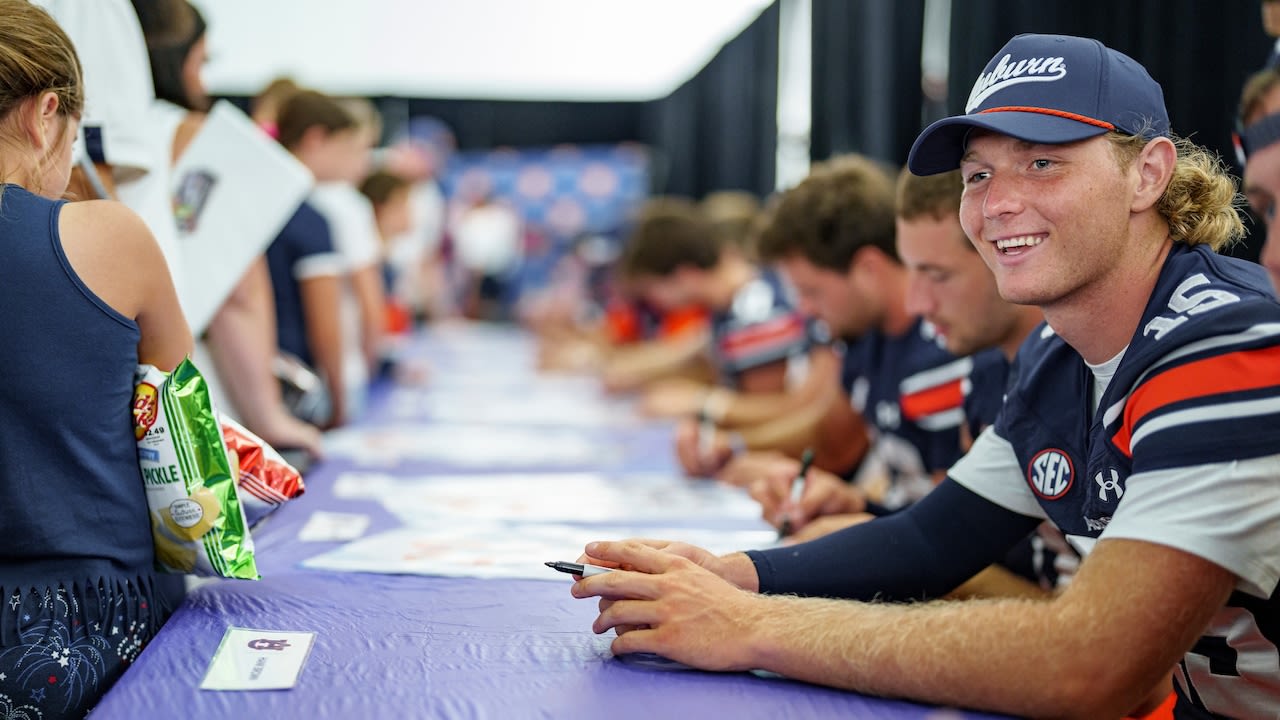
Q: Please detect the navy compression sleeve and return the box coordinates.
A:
[745,478,1041,601]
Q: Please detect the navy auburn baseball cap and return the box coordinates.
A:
[907,33,1169,175]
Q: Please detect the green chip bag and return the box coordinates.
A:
[134,359,259,579]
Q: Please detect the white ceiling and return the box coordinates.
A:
[192,0,774,101]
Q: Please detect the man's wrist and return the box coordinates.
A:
[842,484,868,514]
[717,551,761,593]
[700,387,731,423]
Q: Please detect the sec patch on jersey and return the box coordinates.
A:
[1027,448,1074,500]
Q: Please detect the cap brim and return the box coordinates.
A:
[907,111,1110,176]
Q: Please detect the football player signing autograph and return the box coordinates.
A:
[569,34,1280,719]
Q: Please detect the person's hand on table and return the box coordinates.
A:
[572,540,765,669]
[748,465,865,535]
[715,450,796,489]
[673,418,735,477]
[783,513,876,544]
[640,378,709,418]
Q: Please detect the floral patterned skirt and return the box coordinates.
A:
[0,577,165,720]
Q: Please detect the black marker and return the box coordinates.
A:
[545,560,614,577]
[777,448,815,539]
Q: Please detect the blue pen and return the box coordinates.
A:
[777,448,815,539]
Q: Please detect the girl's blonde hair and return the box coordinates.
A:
[0,1,83,123]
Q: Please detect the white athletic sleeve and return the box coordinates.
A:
[947,425,1048,520]
[1102,455,1280,599]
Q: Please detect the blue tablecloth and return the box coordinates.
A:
[92,324,1013,719]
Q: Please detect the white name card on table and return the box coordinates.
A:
[297,511,370,542]
[200,627,316,691]
[172,100,313,334]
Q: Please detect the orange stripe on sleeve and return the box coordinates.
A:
[901,377,965,422]
[659,307,708,339]
[719,315,806,359]
[1111,344,1280,457]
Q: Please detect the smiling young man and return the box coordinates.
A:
[570,34,1280,719]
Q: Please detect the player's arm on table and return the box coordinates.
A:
[748,464,865,531]
[715,346,840,428]
[577,533,1230,719]
[601,329,709,393]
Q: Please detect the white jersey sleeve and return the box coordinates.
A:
[1102,455,1280,599]
[947,426,1047,520]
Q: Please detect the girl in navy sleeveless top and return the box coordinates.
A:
[0,4,192,717]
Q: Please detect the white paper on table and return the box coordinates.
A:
[386,387,637,427]
[321,425,615,467]
[296,511,370,542]
[200,627,316,691]
[172,100,313,334]
[301,522,777,581]
[331,471,763,524]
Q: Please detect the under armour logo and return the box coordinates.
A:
[247,638,292,651]
[1095,469,1123,502]
[875,401,901,431]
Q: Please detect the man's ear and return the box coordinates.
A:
[297,125,328,155]
[673,264,703,286]
[1132,136,1176,214]
[848,244,886,283]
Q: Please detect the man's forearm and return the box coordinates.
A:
[721,349,839,427]
[734,537,1233,719]
[743,595,1101,717]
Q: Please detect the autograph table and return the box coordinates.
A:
[94,325,1013,720]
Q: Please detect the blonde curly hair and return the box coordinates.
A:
[1108,132,1245,251]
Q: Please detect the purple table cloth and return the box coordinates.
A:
[92,327,1015,719]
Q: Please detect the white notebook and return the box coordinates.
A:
[171,100,312,334]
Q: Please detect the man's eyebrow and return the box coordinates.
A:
[910,260,948,273]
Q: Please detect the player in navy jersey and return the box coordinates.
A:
[750,168,1067,600]
[717,155,967,514]
[569,34,1280,719]
[614,198,851,472]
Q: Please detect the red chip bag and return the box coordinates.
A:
[220,415,305,527]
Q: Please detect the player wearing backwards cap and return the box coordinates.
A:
[569,34,1280,718]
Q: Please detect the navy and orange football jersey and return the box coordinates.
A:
[842,318,968,509]
[708,270,809,388]
[951,243,1280,717]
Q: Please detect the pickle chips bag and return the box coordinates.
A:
[134,359,259,579]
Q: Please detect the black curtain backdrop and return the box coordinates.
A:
[398,99,643,149]
[810,0,926,168]
[945,0,1274,260]
[394,2,780,200]
[226,5,780,200]
[641,1,781,198]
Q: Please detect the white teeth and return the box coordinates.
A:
[995,235,1045,251]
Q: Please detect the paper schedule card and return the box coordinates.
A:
[172,100,313,334]
[200,627,316,691]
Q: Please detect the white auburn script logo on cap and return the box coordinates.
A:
[965,54,1068,113]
